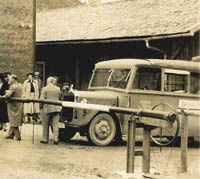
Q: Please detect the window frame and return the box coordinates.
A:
[35,61,45,85]
[131,66,162,91]
[89,68,112,88]
[129,66,198,96]
[163,68,190,93]
[190,72,200,94]
[89,67,132,90]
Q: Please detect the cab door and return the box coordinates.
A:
[130,66,162,110]
[121,67,163,135]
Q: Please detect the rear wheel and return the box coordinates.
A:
[151,103,180,146]
[87,113,116,146]
[59,127,77,142]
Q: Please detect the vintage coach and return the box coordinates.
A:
[59,58,200,146]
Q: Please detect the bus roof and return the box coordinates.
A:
[95,59,200,72]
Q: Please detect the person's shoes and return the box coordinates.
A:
[32,114,38,122]
[53,141,59,145]
[37,119,42,124]
[40,140,48,144]
[16,137,21,141]
[3,124,7,132]
[35,115,40,119]
[5,136,14,140]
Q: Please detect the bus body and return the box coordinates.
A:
[60,59,200,146]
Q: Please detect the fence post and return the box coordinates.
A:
[126,115,137,173]
[181,110,188,172]
[142,125,151,173]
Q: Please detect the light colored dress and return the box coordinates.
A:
[22,79,40,115]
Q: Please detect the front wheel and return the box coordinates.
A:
[87,113,116,146]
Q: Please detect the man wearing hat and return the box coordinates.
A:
[40,76,62,145]
[3,74,23,140]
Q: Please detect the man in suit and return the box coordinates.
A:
[40,77,62,145]
[3,74,23,140]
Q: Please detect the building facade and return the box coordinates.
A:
[0,0,199,86]
[36,0,200,90]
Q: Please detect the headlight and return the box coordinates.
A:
[81,98,87,104]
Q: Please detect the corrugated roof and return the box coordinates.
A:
[36,0,200,42]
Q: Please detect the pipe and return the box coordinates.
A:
[36,32,194,45]
[0,97,176,122]
[145,40,167,59]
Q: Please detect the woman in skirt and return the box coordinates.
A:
[22,73,40,122]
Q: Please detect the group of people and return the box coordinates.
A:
[0,72,74,145]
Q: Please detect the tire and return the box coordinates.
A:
[150,103,180,146]
[87,113,116,146]
[59,127,76,142]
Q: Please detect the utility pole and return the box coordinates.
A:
[32,0,36,71]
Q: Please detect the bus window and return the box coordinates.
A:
[164,69,189,93]
[190,72,200,94]
[133,67,161,90]
[109,69,131,89]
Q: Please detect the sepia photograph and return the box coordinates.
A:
[0,0,200,178]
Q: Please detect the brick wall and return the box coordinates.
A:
[0,0,34,83]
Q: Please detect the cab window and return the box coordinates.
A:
[109,69,131,89]
[133,67,161,90]
[164,69,189,93]
[90,68,111,87]
[190,72,200,94]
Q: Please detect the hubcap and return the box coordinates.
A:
[95,120,111,139]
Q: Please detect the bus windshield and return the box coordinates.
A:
[90,68,131,89]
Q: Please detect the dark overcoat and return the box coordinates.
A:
[0,82,9,123]
[5,82,23,127]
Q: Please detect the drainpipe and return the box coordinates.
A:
[145,40,167,59]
